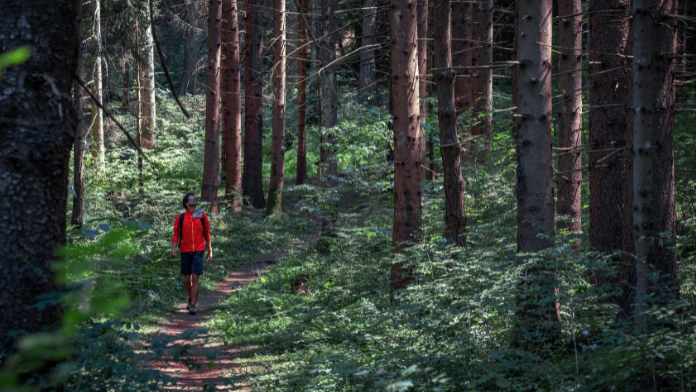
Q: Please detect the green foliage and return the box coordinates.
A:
[0,46,30,79]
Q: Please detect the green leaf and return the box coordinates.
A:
[0,46,31,78]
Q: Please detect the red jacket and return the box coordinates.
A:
[172,210,211,253]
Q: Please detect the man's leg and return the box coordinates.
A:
[190,274,200,306]
[184,274,192,299]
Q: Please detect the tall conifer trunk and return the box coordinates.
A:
[179,0,205,96]
[359,0,377,94]
[588,0,633,306]
[474,0,493,151]
[390,0,422,290]
[90,0,105,169]
[267,0,287,213]
[222,0,242,210]
[72,59,86,227]
[451,0,472,157]
[633,0,679,330]
[557,0,583,236]
[433,0,466,246]
[202,0,222,214]
[242,0,267,208]
[297,0,309,184]
[513,0,559,352]
[0,0,80,346]
[320,0,339,173]
[417,0,428,180]
[140,9,157,150]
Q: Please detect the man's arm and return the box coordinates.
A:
[171,216,179,258]
[204,214,212,261]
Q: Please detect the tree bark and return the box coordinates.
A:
[222,0,242,211]
[513,0,559,351]
[417,0,428,180]
[0,0,80,345]
[451,0,472,158]
[320,0,339,174]
[296,0,309,184]
[267,0,287,214]
[242,0,267,208]
[202,0,222,214]
[633,0,679,330]
[72,60,86,227]
[179,0,205,96]
[122,59,130,108]
[140,10,157,150]
[390,0,422,290]
[473,0,493,151]
[434,0,466,246]
[588,0,634,304]
[556,0,582,237]
[359,0,377,94]
[90,0,105,170]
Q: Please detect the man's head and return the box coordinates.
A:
[182,193,198,210]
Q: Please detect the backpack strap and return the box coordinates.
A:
[177,213,185,248]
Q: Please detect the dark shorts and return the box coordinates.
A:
[181,251,204,276]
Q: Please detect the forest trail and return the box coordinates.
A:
[147,214,321,391]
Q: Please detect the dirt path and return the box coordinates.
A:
[149,225,321,391]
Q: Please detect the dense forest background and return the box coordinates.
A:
[4,0,696,390]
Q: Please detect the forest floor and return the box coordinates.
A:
[142,208,322,391]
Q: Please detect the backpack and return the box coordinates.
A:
[178,211,206,248]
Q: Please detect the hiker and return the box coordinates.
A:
[171,193,213,315]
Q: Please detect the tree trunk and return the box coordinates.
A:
[434,0,466,246]
[222,0,242,211]
[267,0,287,214]
[72,60,86,227]
[122,59,130,108]
[320,0,339,174]
[90,0,105,170]
[473,0,493,151]
[452,2,472,113]
[556,0,582,237]
[390,0,422,290]
[0,0,80,346]
[296,0,309,184]
[140,11,157,150]
[417,0,428,180]
[451,0,472,157]
[359,0,377,94]
[588,0,633,306]
[513,0,559,351]
[242,0,267,208]
[202,0,222,214]
[633,0,679,330]
[178,0,205,96]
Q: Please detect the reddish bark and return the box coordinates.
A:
[417,0,428,179]
[556,0,582,236]
[452,0,472,113]
[588,0,633,301]
[201,0,222,214]
[222,0,242,211]
[433,0,466,246]
[296,0,309,185]
[266,0,287,214]
[390,0,422,290]
[242,0,267,208]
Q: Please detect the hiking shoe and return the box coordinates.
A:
[187,297,192,310]
[189,304,196,315]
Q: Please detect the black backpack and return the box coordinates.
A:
[178,212,206,248]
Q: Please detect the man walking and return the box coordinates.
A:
[171,193,213,315]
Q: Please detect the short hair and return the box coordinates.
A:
[182,192,195,209]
